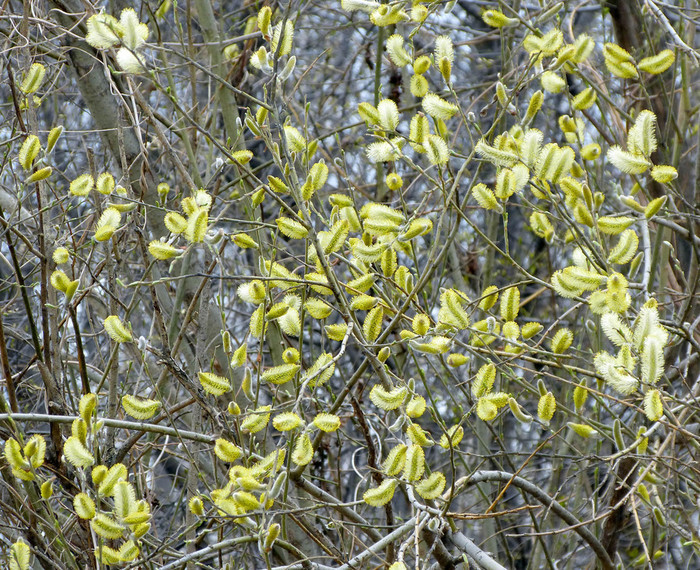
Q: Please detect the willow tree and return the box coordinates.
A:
[1,0,699,569]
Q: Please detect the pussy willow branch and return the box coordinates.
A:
[290,474,383,543]
[272,511,508,570]
[155,535,306,570]
[0,414,215,444]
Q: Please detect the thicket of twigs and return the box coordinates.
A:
[0,1,699,569]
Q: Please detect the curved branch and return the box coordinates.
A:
[457,471,615,570]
